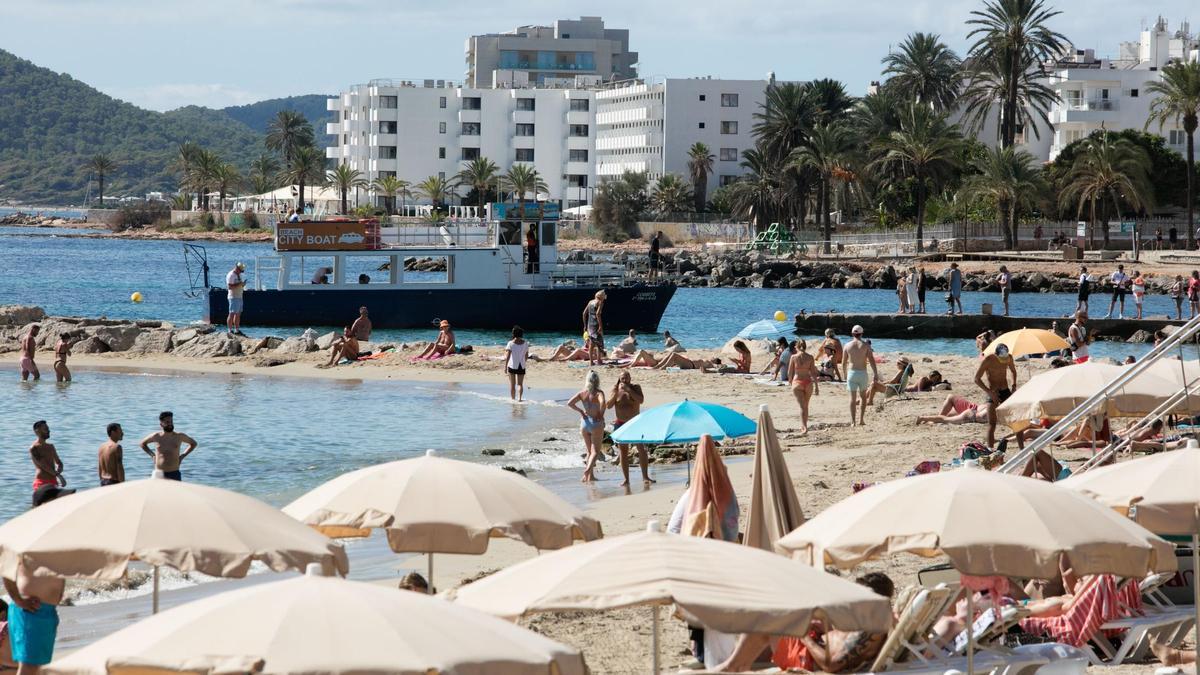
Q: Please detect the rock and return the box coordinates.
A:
[251,356,293,367]
[0,306,46,326]
[72,336,111,354]
[174,328,199,345]
[844,274,866,289]
[501,466,528,477]
[481,448,506,456]
[315,331,338,351]
[275,336,318,354]
[1026,272,1047,289]
[1126,330,1155,343]
[542,437,561,442]
[172,332,242,358]
[90,325,142,352]
[130,330,174,354]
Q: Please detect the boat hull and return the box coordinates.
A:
[206,285,677,331]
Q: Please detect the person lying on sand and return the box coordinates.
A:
[620,349,660,368]
[906,370,942,392]
[652,353,723,372]
[916,395,986,425]
[546,341,606,362]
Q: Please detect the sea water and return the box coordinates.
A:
[0,226,1164,359]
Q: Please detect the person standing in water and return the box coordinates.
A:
[52,332,77,383]
[789,340,820,435]
[504,325,529,402]
[29,421,68,506]
[139,411,198,481]
[567,371,606,483]
[841,326,879,426]
[19,325,39,381]
[97,423,125,486]
[607,371,651,486]
[582,290,606,366]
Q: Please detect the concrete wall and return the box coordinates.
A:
[559,219,751,243]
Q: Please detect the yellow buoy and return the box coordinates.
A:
[773,310,787,322]
[131,292,144,303]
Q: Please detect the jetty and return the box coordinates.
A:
[793,312,1184,341]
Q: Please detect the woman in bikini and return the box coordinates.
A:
[53,332,77,382]
[788,339,819,434]
[730,340,751,373]
[653,352,722,372]
[567,370,607,483]
[916,394,986,425]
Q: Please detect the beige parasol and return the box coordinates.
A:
[451,522,892,673]
[283,450,602,582]
[45,566,587,675]
[0,478,348,612]
[982,328,1069,358]
[1061,441,1200,664]
[995,361,1186,432]
[743,404,806,551]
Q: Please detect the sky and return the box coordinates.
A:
[3,0,1198,111]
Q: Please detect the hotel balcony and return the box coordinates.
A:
[1051,99,1118,124]
[511,110,535,124]
[325,122,343,136]
[370,108,398,122]
[565,135,591,149]
[458,109,481,124]
[512,136,536,148]
[460,135,481,148]
[369,158,398,172]
[565,161,591,174]
[566,110,591,125]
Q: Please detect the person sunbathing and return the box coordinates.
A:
[1021,449,1065,481]
[320,326,359,368]
[729,340,752,374]
[414,321,456,360]
[613,329,639,357]
[1113,419,1185,453]
[916,394,986,425]
[816,344,842,381]
[906,370,943,392]
[652,353,722,372]
[620,349,660,368]
[867,358,911,404]
[662,330,685,353]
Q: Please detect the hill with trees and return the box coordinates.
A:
[222,95,334,141]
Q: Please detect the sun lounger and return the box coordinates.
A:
[868,583,963,672]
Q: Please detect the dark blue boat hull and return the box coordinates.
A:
[207,285,676,331]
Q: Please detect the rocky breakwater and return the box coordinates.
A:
[0,212,86,227]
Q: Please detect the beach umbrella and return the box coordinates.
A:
[451,522,892,674]
[776,465,1176,674]
[1061,440,1200,665]
[0,477,347,614]
[995,361,1186,432]
[736,319,793,341]
[46,565,587,675]
[982,328,1069,358]
[743,404,806,552]
[610,400,756,444]
[282,450,601,586]
[1125,358,1200,389]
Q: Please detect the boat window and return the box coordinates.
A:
[288,256,336,286]
[499,221,523,245]
[342,256,392,285]
[403,255,451,284]
[540,221,556,246]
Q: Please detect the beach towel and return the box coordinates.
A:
[684,435,738,542]
[1019,574,1140,647]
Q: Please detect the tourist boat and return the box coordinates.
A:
[192,203,676,330]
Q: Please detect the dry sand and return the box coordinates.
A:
[1,346,1184,673]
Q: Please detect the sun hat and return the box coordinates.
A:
[439,320,450,328]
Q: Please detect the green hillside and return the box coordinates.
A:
[222,95,334,139]
[0,49,273,204]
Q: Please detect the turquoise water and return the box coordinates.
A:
[0,226,1163,358]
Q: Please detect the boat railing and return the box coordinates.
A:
[377,221,495,249]
[545,260,631,288]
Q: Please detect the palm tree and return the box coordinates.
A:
[962,0,1067,148]
[455,157,501,212]
[1146,59,1200,249]
[266,111,315,165]
[416,175,457,210]
[283,145,326,211]
[850,90,903,144]
[753,82,817,163]
[686,142,715,212]
[792,123,854,253]
[171,142,203,205]
[881,32,962,111]
[85,154,118,208]
[189,149,223,211]
[804,78,856,124]
[651,174,694,215]
[501,164,548,215]
[958,146,1046,247]
[249,153,280,195]
[213,163,242,213]
[872,104,962,252]
[1058,134,1153,247]
[729,145,786,228]
[327,164,367,215]
[371,175,403,215]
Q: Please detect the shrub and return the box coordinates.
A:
[111,202,170,232]
[242,209,259,229]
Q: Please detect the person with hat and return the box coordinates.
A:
[413,320,457,360]
[974,342,1018,449]
[225,262,246,336]
[841,325,879,426]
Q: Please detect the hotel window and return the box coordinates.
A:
[462,97,481,110]
[720,121,738,134]
[439,121,446,134]
[439,171,446,181]
[698,122,706,129]
[569,124,589,137]
[378,121,396,133]
[378,171,396,179]
[378,146,397,159]
[515,148,535,162]
[461,147,480,161]
[438,147,446,159]
[461,122,481,136]
[1170,130,1186,145]
[719,147,738,161]
[720,93,739,107]
[439,96,447,108]
[699,94,706,101]
[516,98,536,111]
[567,174,588,187]
[719,175,738,186]
[1129,88,1139,97]
[379,95,397,109]
[570,98,589,111]
[515,123,535,137]
[569,149,588,162]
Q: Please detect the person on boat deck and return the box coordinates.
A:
[357,273,370,284]
[322,326,359,367]
[350,307,372,342]
[287,208,300,223]
[415,320,456,359]
[311,267,331,284]
[524,224,539,274]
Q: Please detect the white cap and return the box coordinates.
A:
[646,520,662,533]
[151,469,166,479]
[851,324,864,335]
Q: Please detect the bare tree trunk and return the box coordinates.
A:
[1188,131,1196,249]
[822,177,832,255]
[915,180,925,253]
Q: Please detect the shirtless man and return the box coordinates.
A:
[4,566,66,674]
[350,307,372,342]
[974,343,1018,448]
[140,411,197,481]
[613,329,638,357]
[1067,311,1090,363]
[98,422,125,486]
[841,326,879,426]
[29,421,67,506]
[607,371,652,486]
[19,325,39,381]
[321,326,360,368]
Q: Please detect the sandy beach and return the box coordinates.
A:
[9,336,1175,674]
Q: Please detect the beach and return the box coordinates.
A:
[5,339,1159,673]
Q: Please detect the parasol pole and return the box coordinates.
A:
[652,604,662,675]
[152,565,160,614]
[428,553,434,591]
[1193,527,1198,667]
[966,590,975,675]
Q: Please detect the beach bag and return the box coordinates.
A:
[958,441,991,460]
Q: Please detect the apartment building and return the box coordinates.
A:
[326,79,596,208]
[465,16,637,88]
[595,77,775,196]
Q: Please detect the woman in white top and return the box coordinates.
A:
[906,267,919,311]
[503,325,530,402]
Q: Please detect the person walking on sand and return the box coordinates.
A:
[607,371,651,486]
[504,325,529,402]
[139,411,197,481]
[226,262,246,336]
[974,343,1018,449]
[996,266,1012,316]
[19,325,39,381]
[841,326,879,426]
[789,340,820,435]
[948,263,963,315]
[567,371,606,483]
[582,290,606,365]
[1104,264,1129,319]
[30,421,69,506]
[97,423,125,486]
[51,332,77,383]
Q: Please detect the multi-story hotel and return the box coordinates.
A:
[465,17,637,88]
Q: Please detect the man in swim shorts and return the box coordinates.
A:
[607,371,653,486]
[974,343,1018,449]
[98,422,125,486]
[19,325,39,381]
[29,421,71,507]
[139,411,198,481]
[225,262,246,336]
[4,561,66,674]
[841,326,879,426]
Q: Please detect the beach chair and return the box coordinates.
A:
[869,583,976,672]
[882,363,915,403]
[1090,574,1195,664]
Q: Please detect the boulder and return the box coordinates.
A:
[275,336,318,354]
[73,337,111,354]
[0,306,46,326]
[1126,330,1155,344]
[90,325,142,352]
[130,330,174,354]
[172,332,242,358]
[481,449,506,456]
[174,328,199,345]
[315,331,338,351]
[844,274,866,289]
